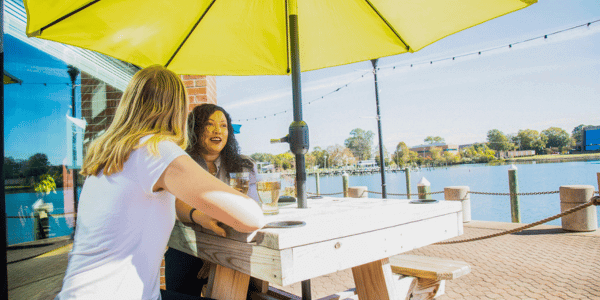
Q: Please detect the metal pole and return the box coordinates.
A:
[289,1,311,299]
[371,59,387,198]
[289,4,307,210]
[1,2,9,295]
[68,66,80,226]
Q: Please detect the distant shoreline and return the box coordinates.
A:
[504,153,600,163]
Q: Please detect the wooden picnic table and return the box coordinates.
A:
[168,197,463,299]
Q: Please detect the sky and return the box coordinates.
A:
[217,0,600,156]
[3,0,600,165]
[4,33,79,165]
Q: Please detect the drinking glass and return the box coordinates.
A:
[229,172,250,194]
[256,173,282,215]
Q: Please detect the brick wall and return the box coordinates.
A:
[80,72,123,153]
[80,72,216,153]
[181,74,217,111]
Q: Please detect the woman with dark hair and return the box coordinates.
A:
[165,104,259,297]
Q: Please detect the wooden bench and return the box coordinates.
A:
[251,255,470,300]
[389,254,471,299]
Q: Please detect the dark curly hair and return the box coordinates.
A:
[187,104,253,173]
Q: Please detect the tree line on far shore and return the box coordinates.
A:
[250,124,595,171]
[4,153,65,189]
[4,125,593,186]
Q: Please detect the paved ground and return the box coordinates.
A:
[272,221,600,300]
[8,221,600,300]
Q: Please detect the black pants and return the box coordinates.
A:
[164,248,209,297]
[160,288,214,300]
[164,248,260,299]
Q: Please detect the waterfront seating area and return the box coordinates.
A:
[8,220,600,299]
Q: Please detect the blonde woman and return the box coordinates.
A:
[55,65,265,300]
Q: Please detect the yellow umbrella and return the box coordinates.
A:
[25,0,535,75]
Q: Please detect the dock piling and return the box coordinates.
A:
[444,186,471,223]
[559,185,598,232]
[508,165,521,223]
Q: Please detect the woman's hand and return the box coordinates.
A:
[161,156,266,233]
[191,209,226,237]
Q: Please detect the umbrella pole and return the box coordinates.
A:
[371,59,387,198]
[288,5,308,210]
[289,2,311,299]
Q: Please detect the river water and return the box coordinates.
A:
[5,160,599,245]
[307,160,600,227]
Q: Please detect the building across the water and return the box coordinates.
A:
[410,143,459,157]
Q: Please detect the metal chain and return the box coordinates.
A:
[306,191,344,196]
[434,196,600,245]
[469,190,559,196]
[369,190,444,196]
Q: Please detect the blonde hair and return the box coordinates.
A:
[81,65,189,176]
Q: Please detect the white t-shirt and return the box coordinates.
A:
[56,136,188,300]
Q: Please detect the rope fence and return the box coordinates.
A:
[8,188,600,246]
[307,189,568,197]
[304,188,600,244]
[435,195,600,245]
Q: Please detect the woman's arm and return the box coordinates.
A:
[156,155,265,233]
[175,199,226,237]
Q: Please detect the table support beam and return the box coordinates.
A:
[351,258,398,300]
[205,264,250,300]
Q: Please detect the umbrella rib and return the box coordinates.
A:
[165,0,218,68]
[363,0,410,52]
[38,0,101,35]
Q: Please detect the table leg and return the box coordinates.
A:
[249,277,269,293]
[205,263,251,300]
[351,258,399,300]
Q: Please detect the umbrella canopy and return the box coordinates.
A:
[4,71,22,84]
[25,0,535,76]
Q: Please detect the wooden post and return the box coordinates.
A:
[508,165,521,223]
[559,185,598,232]
[405,167,411,199]
[315,171,320,195]
[444,186,471,223]
[33,209,49,240]
[417,177,431,200]
[342,172,349,197]
[597,172,599,194]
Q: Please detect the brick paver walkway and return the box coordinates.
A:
[8,221,600,300]
[272,222,600,300]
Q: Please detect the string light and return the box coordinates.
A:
[381,19,599,71]
[233,71,370,122]
[233,19,599,123]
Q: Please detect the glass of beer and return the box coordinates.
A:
[256,173,282,215]
[229,172,250,194]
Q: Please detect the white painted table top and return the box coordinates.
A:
[168,197,464,285]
